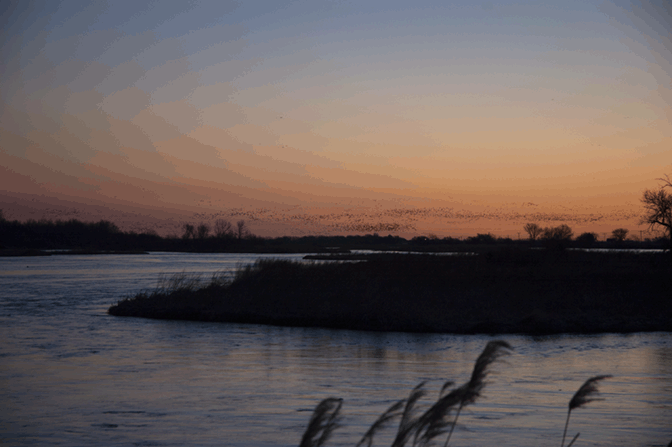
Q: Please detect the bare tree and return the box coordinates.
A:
[236,220,248,240]
[214,219,233,238]
[542,224,573,241]
[196,222,210,239]
[641,174,672,258]
[523,223,543,241]
[182,223,196,240]
[611,228,628,242]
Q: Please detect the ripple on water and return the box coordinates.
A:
[1,253,671,446]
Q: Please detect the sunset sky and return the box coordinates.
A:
[1,0,670,237]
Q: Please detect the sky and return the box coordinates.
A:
[1,0,670,238]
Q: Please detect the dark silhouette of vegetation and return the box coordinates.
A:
[299,398,343,447]
[299,342,614,447]
[611,228,628,242]
[182,223,196,240]
[575,232,598,247]
[464,233,497,245]
[561,375,611,447]
[109,250,672,335]
[641,174,672,260]
[214,219,234,238]
[196,222,210,239]
[542,224,573,241]
[523,223,579,248]
[540,224,574,250]
[236,219,249,240]
[523,223,543,240]
[0,216,124,250]
[1,213,669,255]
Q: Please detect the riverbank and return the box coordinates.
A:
[108,250,672,335]
[0,249,149,256]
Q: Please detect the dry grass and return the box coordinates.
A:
[298,342,618,447]
[299,398,343,447]
[154,271,204,295]
[109,251,672,335]
[300,341,514,447]
[561,375,612,447]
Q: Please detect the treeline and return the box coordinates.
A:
[0,213,667,253]
[0,215,409,252]
[0,215,261,252]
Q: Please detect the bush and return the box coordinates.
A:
[575,232,598,247]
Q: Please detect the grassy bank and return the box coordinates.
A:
[108,249,672,335]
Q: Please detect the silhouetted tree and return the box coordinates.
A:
[576,232,598,247]
[236,220,248,240]
[542,224,573,241]
[540,224,573,250]
[214,219,233,238]
[182,223,196,240]
[196,222,210,239]
[641,174,672,259]
[0,209,5,221]
[611,228,628,242]
[523,223,543,241]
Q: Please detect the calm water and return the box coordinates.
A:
[1,252,671,447]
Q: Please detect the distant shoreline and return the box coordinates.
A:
[0,249,149,257]
[108,250,672,336]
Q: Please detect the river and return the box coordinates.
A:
[1,252,670,446]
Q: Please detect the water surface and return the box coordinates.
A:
[1,253,670,446]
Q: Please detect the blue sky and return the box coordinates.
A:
[1,0,670,236]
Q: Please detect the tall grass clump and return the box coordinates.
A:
[154,271,204,295]
[300,341,614,447]
[109,269,232,319]
[300,340,513,447]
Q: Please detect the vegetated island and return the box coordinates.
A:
[108,249,672,335]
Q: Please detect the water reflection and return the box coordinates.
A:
[1,253,671,446]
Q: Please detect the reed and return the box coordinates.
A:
[356,400,405,447]
[561,375,612,447]
[300,340,513,447]
[443,340,512,446]
[392,382,427,447]
[155,271,204,295]
[299,398,343,447]
[299,342,614,447]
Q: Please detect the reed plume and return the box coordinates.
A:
[394,341,511,447]
[412,381,461,446]
[391,382,427,447]
[299,398,343,447]
[443,340,512,446]
[561,375,612,447]
[356,400,406,447]
[299,341,512,447]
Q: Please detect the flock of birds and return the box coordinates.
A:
[7,201,642,237]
